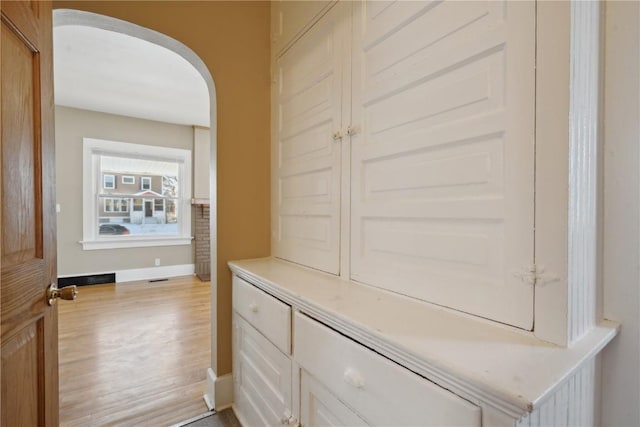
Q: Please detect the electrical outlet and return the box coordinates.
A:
[154,258,161,266]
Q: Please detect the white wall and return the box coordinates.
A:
[55,106,195,277]
[601,2,640,426]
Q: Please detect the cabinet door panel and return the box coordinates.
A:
[300,370,367,427]
[233,314,292,426]
[350,0,535,329]
[272,3,348,275]
[271,0,334,56]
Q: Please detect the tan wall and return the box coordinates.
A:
[55,106,194,273]
[52,1,271,376]
[601,1,640,425]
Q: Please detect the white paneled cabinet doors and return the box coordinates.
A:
[300,370,367,427]
[272,3,349,275]
[272,0,536,330]
[233,314,292,426]
[350,1,536,329]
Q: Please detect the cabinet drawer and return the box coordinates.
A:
[294,312,481,426]
[233,275,291,354]
[233,314,292,426]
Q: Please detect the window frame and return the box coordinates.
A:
[103,197,129,213]
[103,174,116,189]
[141,176,152,190]
[122,175,135,185]
[82,138,192,250]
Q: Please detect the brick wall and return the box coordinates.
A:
[194,204,210,280]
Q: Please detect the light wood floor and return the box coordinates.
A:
[58,276,211,427]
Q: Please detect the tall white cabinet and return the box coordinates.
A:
[232,1,619,426]
[273,0,535,329]
[271,2,348,275]
[349,1,535,329]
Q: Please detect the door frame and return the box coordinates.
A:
[51,7,222,407]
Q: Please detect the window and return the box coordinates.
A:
[141,177,152,190]
[82,138,192,250]
[103,174,115,189]
[154,199,164,211]
[103,198,129,213]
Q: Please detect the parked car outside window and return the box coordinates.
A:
[99,224,130,235]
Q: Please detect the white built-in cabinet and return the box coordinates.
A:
[233,1,620,426]
[232,277,292,426]
[349,1,536,330]
[273,0,535,329]
[231,273,482,427]
[229,258,616,427]
[271,1,346,275]
[271,0,333,56]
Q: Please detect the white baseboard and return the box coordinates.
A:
[58,264,195,283]
[203,368,233,411]
[117,264,195,283]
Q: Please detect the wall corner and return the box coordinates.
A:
[203,368,233,412]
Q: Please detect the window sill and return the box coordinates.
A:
[80,236,193,250]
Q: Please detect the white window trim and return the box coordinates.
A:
[141,176,152,190]
[154,198,165,211]
[122,175,135,185]
[82,138,192,250]
[103,174,115,189]
[103,197,129,213]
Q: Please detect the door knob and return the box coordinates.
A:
[346,125,359,136]
[47,283,78,306]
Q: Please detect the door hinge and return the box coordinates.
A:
[513,264,560,287]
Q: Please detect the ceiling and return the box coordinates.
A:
[53,25,210,127]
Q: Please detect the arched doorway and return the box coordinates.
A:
[53,8,218,424]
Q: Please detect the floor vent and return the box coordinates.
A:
[58,273,116,287]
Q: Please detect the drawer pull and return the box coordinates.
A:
[343,368,364,389]
[249,302,259,313]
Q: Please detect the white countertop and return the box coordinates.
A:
[228,257,619,419]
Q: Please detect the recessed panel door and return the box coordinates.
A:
[272,3,349,275]
[1,1,59,425]
[300,370,367,427]
[233,314,292,426]
[350,1,536,329]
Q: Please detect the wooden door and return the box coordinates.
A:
[350,0,536,329]
[1,1,59,425]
